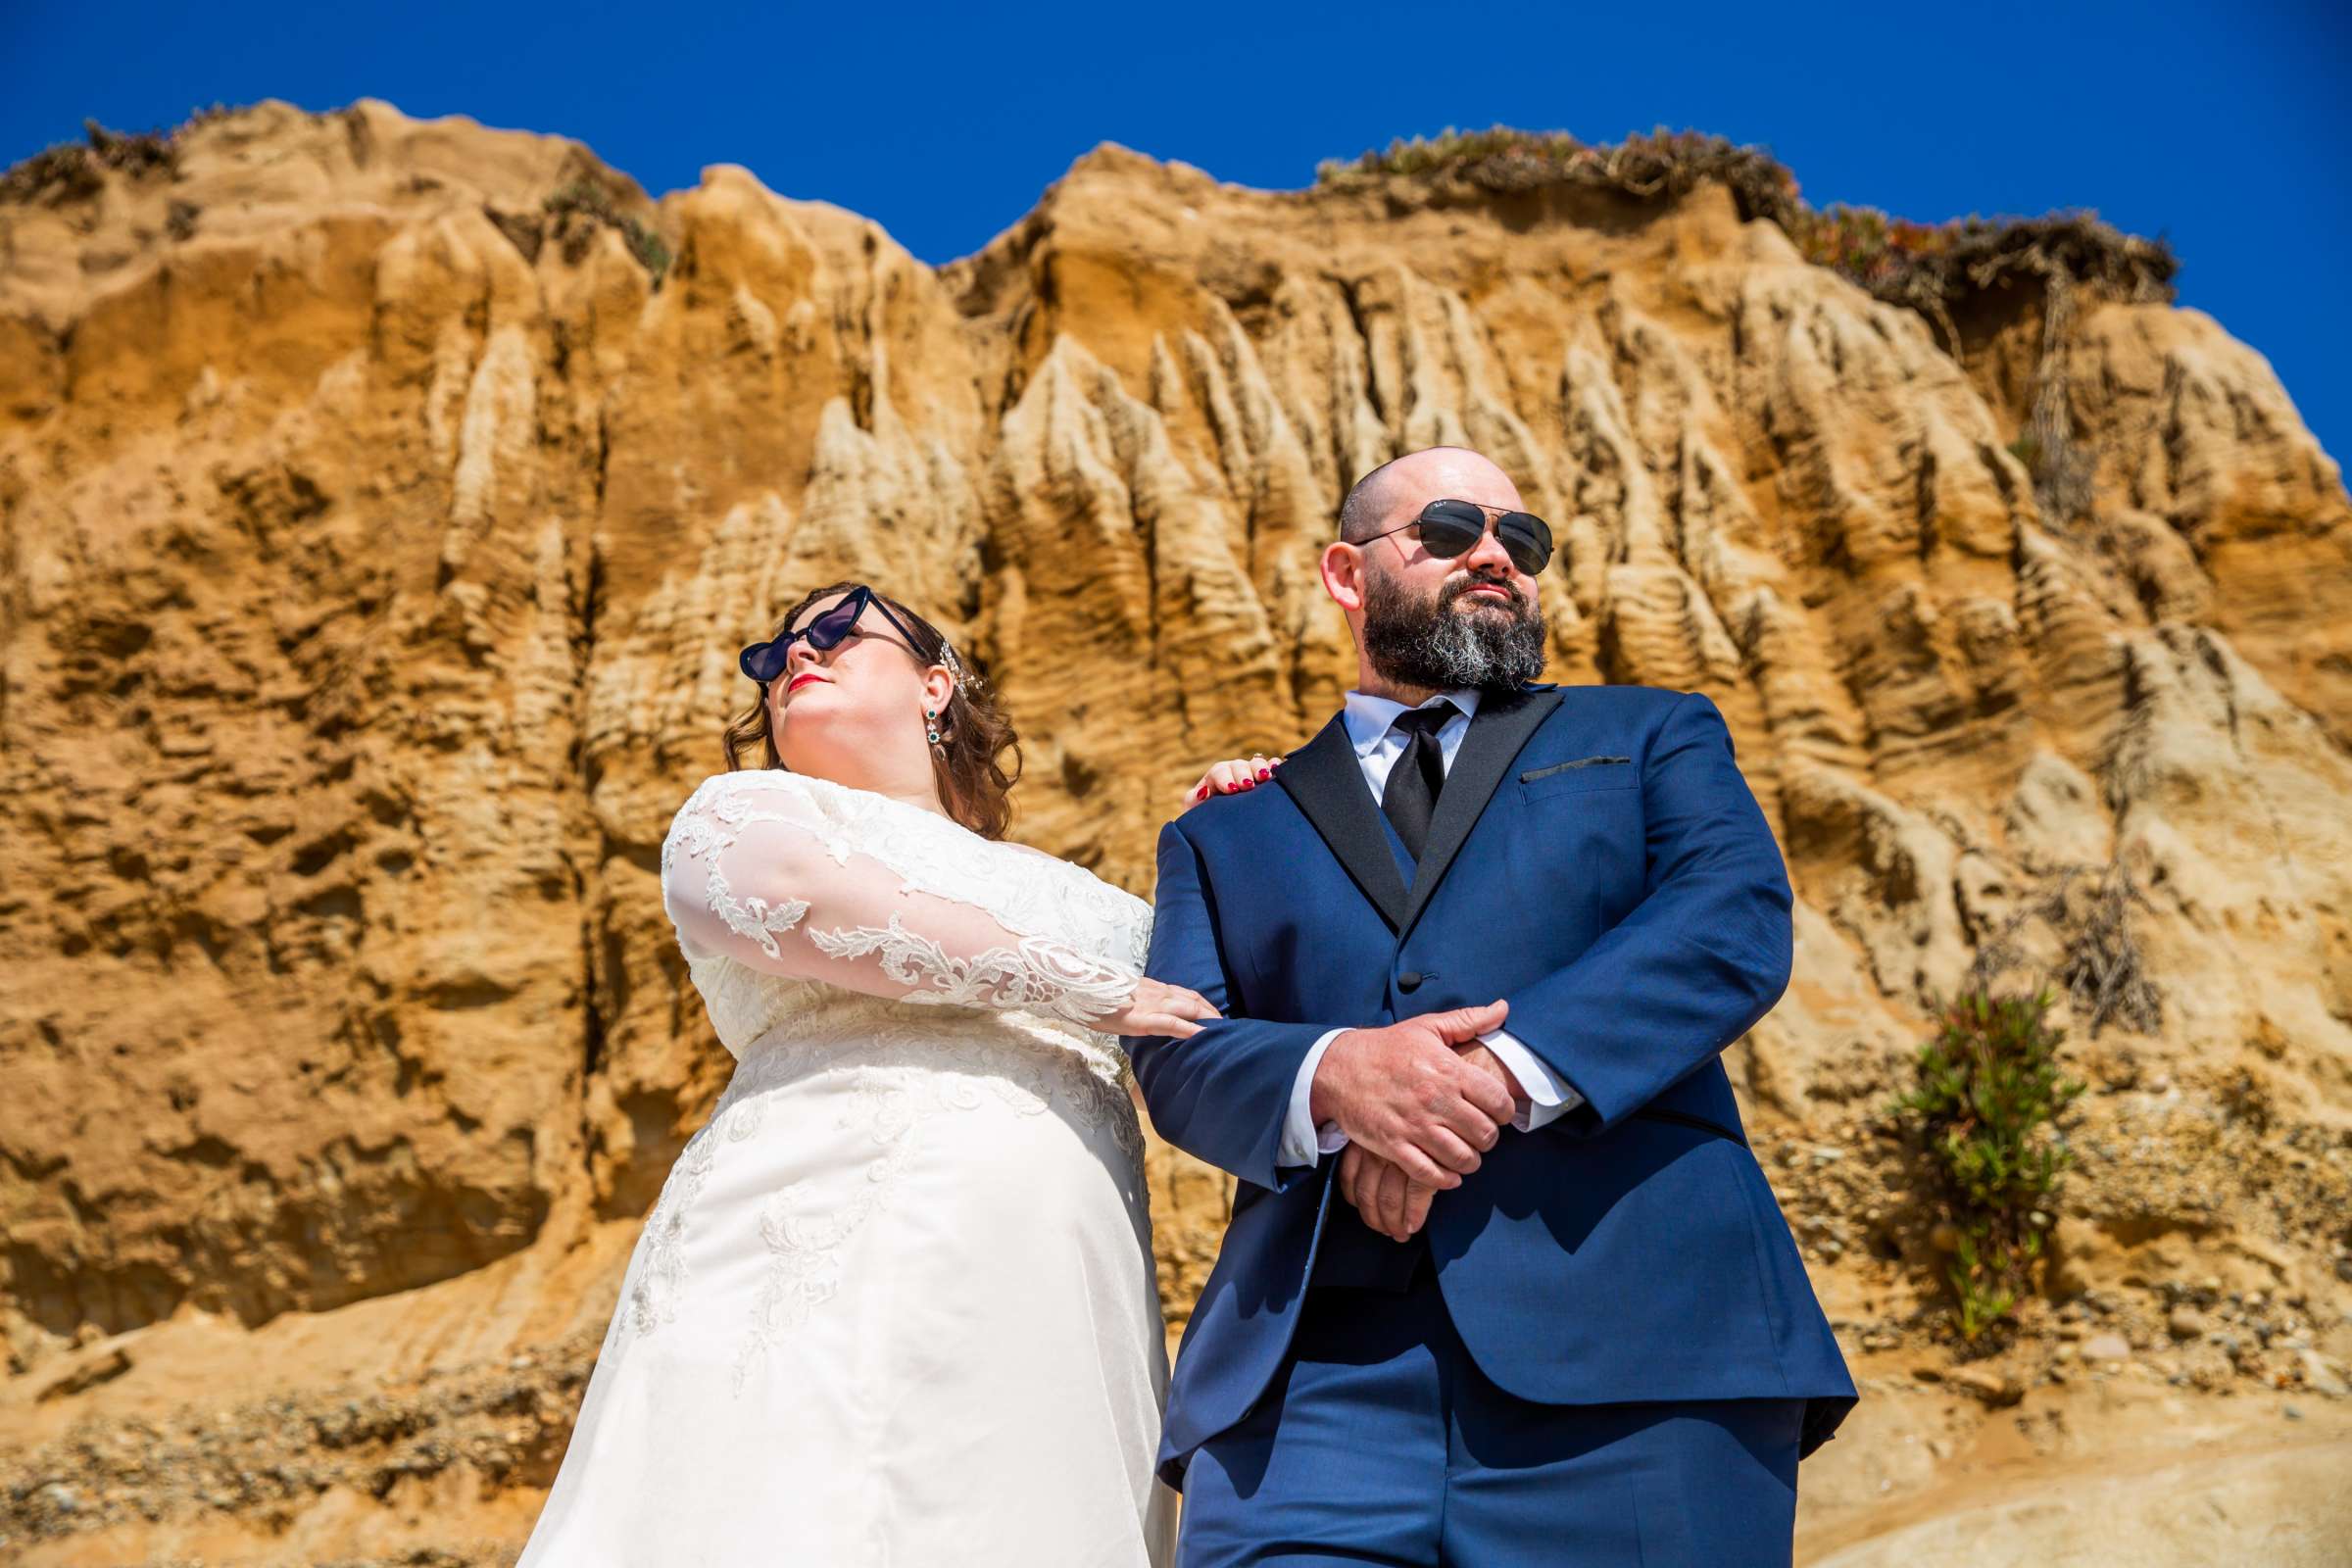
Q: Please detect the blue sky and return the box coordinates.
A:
[8,0,2347,466]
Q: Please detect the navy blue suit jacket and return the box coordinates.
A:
[1131,682,1857,1486]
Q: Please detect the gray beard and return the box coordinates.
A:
[1360,567,1546,692]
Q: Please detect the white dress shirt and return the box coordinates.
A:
[1276,688,1584,1167]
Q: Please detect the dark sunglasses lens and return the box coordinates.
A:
[1416,499,1487,556]
[746,592,869,684]
[806,596,864,650]
[1496,513,1552,573]
[743,642,788,682]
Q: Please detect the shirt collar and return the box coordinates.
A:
[1341,687,1484,759]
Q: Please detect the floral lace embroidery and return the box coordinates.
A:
[625,1023,1148,1367]
[725,1032,1076,1391]
[625,1128,714,1339]
[807,915,1137,1023]
[622,1054,784,1339]
[665,770,1151,988]
[662,787,814,960]
[629,767,1155,1359]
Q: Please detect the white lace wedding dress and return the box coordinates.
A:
[517,768,1177,1566]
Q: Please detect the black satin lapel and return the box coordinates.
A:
[1400,685,1566,933]
[1274,717,1409,930]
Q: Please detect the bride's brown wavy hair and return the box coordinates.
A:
[720,582,1023,840]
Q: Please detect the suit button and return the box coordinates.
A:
[1397,971,1424,993]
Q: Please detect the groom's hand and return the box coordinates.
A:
[1309,1001,1516,1189]
[1454,1042,1529,1114]
[1338,1043,1526,1240]
[1337,1145,1441,1243]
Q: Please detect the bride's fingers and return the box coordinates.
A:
[1184,756,1286,807]
[1183,765,1236,807]
[1143,982,1215,1016]
[1220,760,1274,795]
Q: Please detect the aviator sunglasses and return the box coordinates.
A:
[739,585,930,685]
[1351,497,1554,576]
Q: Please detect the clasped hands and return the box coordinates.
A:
[1309,1001,1528,1245]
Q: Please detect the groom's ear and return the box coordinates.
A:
[1321,540,1369,614]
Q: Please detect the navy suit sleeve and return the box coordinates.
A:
[1128,818,1332,1194]
[1504,691,1793,1133]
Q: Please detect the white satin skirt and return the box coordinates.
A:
[517,1025,1178,1566]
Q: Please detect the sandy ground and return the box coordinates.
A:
[4,1240,2345,1565]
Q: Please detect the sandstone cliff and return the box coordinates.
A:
[2,102,2348,1563]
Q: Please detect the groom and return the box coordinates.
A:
[1131,446,1856,1565]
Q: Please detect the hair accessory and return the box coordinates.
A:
[937,640,970,685]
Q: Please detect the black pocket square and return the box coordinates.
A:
[1519,756,1632,783]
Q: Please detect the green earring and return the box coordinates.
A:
[925,709,942,746]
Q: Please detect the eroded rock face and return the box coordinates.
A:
[3,101,2349,1559]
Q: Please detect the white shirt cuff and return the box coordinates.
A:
[1481,1026,1582,1132]
[1278,1028,1353,1166]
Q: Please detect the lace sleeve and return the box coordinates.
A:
[660,775,1140,1026]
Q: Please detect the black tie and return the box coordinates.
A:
[1380,704,1455,860]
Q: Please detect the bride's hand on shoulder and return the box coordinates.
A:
[1183,754,1282,808]
[1102,977,1222,1039]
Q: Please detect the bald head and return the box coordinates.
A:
[1338,446,1524,541]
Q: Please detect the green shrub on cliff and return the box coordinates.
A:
[1893,989,2085,1341]
[543,179,672,283]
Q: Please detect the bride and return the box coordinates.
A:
[517,581,1259,1565]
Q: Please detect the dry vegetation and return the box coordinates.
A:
[1320,125,2176,322]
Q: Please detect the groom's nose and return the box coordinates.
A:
[1460,522,1515,579]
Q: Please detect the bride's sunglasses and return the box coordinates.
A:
[1352,497,1553,576]
[739,585,929,685]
